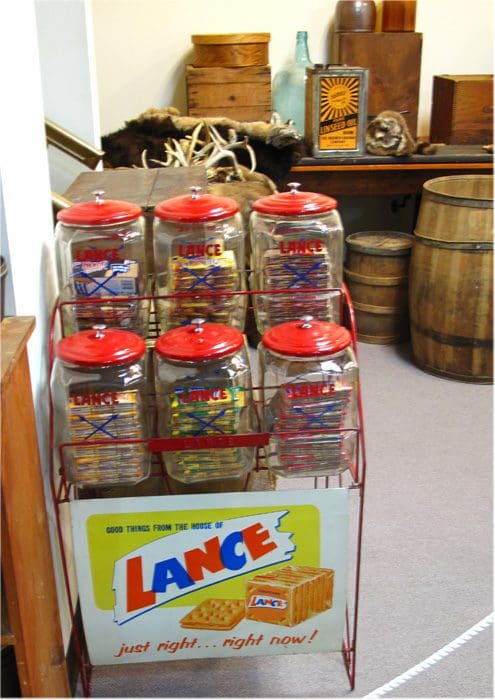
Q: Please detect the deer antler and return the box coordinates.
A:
[140,121,257,179]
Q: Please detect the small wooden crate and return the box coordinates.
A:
[186,65,272,122]
[429,75,494,145]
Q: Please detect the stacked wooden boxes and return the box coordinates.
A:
[186,33,272,122]
[330,32,422,137]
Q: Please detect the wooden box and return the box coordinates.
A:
[330,31,422,137]
[429,75,494,145]
[186,65,272,122]
[192,33,270,67]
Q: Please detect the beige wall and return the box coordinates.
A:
[91,0,493,139]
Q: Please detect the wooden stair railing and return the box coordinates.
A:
[45,117,105,213]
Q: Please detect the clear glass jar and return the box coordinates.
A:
[154,319,255,491]
[153,187,247,333]
[259,315,358,478]
[51,325,151,487]
[249,182,344,334]
[55,190,149,337]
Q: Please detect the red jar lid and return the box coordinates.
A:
[252,182,338,216]
[57,190,142,226]
[154,186,239,223]
[261,316,351,357]
[155,320,244,361]
[56,326,146,366]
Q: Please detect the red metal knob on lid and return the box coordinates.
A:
[56,190,143,226]
[154,186,239,223]
[56,325,146,366]
[155,319,244,361]
[252,182,338,216]
[261,316,351,357]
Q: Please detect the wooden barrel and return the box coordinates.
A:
[409,175,493,382]
[345,231,414,344]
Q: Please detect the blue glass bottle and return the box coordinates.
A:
[272,31,313,136]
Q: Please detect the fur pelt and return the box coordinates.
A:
[101,107,306,187]
[366,110,437,156]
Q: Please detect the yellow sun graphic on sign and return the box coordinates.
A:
[320,77,360,121]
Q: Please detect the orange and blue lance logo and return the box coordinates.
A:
[247,594,288,610]
[112,511,295,624]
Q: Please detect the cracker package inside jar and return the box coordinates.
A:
[153,187,247,333]
[154,319,255,491]
[249,182,344,335]
[259,316,359,478]
[55,190,150,337]
[51,325,151,488]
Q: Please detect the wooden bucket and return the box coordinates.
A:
[409,175,493,382]
[345,231,414,344]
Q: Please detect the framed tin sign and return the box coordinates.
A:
[305,65,368,157]
[69,488,349,665]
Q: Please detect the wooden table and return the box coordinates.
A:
[286,145,493,197]
[63,166,208,272]
[1,317,70,697]
[63,165,208,216]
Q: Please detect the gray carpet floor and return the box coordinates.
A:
[81,340,493,698]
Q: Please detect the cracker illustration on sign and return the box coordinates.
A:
[246,565,334,627]
[180,599,246,630]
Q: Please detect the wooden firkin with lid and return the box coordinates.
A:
[344,230,414,344]
[186,33,272,122]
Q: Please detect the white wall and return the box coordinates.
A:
[0,3,57,403]
[91,0,493,139]
[0,0,110,665]
[36,0,101,142]
[0,0,71,643]
[36,0,102,193]
[416,0,493,137]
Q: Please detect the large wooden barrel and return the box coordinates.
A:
[344,231,414,344]
[409,175,493,382]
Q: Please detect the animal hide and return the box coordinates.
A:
[101,107,306,188]
[366,110,437,156]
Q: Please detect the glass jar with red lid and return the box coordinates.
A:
[51,325,151,487]
[55,190,149,337]
[259,315,358,478]
[249,182,344,334]
[153,187,247,333]
[154,319,255,491]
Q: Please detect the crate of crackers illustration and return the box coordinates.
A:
[179,565,334,630]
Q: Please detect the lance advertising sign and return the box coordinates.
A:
[70,489,349,665]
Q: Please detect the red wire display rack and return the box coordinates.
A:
[48,284,367,697]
